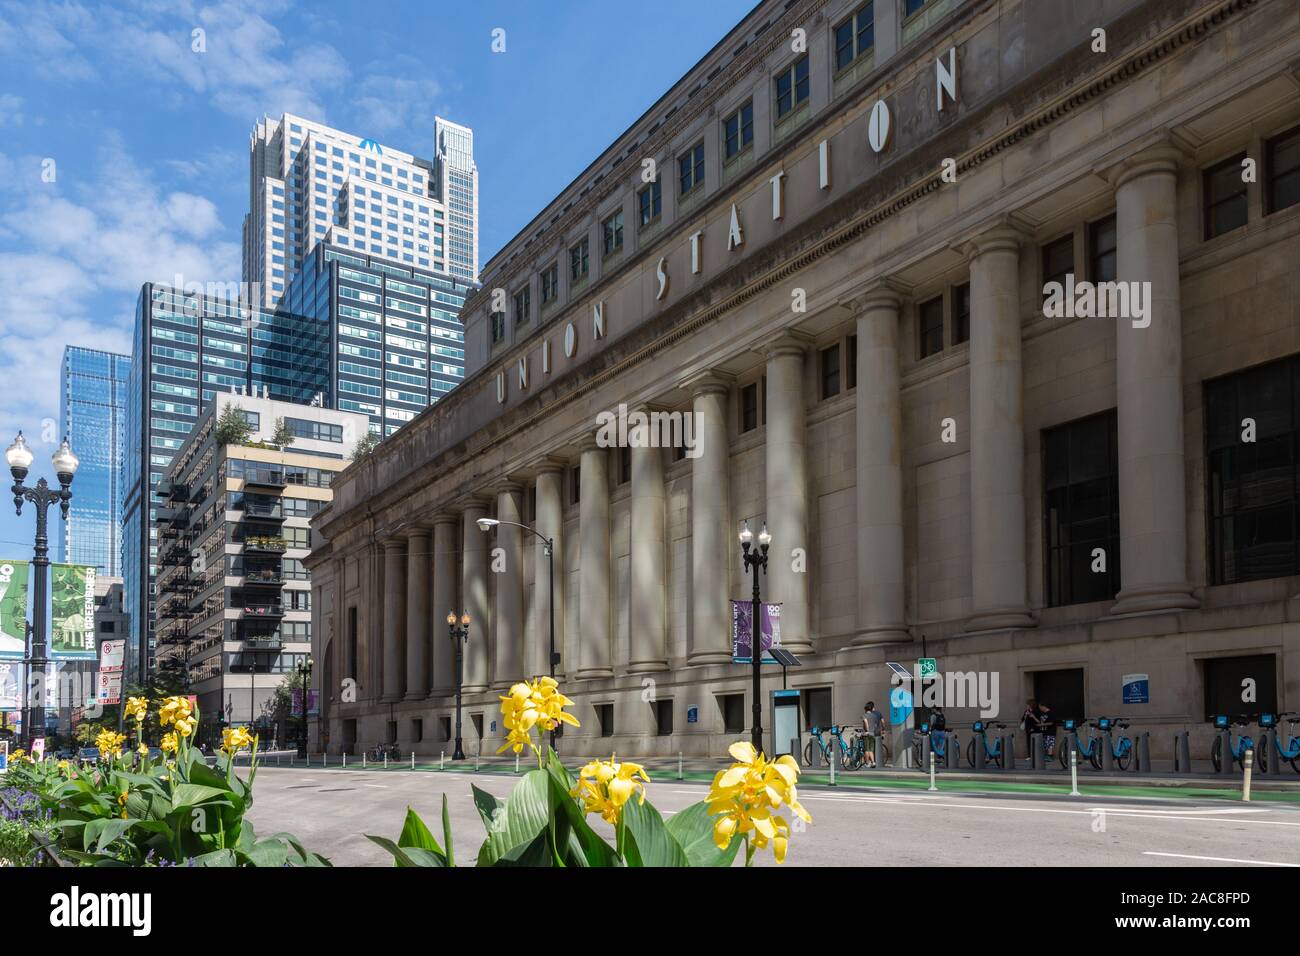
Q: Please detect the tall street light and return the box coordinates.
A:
[446,611,470,760]
[295,655,313,758]
[476,516,560,752]
[739,520,770,756]
[6,432,78,748]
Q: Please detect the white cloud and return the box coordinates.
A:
[0,94,22,127]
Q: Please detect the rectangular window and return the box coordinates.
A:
[1042,234,1074,300]
[638,180,662,227]
[1043,410,1121,607]
[904,0,929,15]
[678,141,705,196]
[741,381,760,433]
[1266,125,1300,215]
[1206,355,1300,584]
[917,296,944,359]
[1089,215,1117,283]
[654,699,673,736]
[514,287,531,325]
[284,418,343,442]
[774,55,810,120]
[618,447,631,485]
[846,335,858,388]
[820,344,841,400]
[720,694,745,735]
[834,2,874,71]
[541,264,559,304]
[723,100,754,160]
[952,282,971,344]
[602,210,624,256]
[569,238,589,282]
[596,703,614,738]
[490,311,505,344]
[1204,153,1248,239]
[570,466,581,505]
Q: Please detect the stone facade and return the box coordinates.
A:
[308,0,1300,761]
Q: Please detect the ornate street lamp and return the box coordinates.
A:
[7,432,78,747]
[477,515,560,751]
[739,520,771,756]
[295,655,314,758]
[446,611,470,760]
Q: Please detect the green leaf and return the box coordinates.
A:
[441,794,455,868]
[622,797,689,867]
[191,849,238,866]
[397,806,445,858]
[544,770,620,867]
[473,771,551,867]
[665,802,742,867]
[494,832,552,867]
[365,834,445,867]
[83,817,136,853]
[242,837,288,867]
[171,783,229,810]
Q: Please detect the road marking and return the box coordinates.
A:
[361,783,389,789]
[1144,851,1299,867]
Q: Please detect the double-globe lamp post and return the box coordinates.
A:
[446,611,470,760]
[739,520,771,757]
[295,655,313,758]
[476,517,560,753]
[6,432,79,748]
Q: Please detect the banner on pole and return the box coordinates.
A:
[50,564,96,659]
[731,601,781,664]
[0,560,29,661]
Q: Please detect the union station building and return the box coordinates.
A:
[307,0,1300,760]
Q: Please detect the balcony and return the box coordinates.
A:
[240,602,284,619]
[241,469,287,490]
[238,502,283,522]
[240,636,283,652]
[242,569,283,587]
[242,536,288,554]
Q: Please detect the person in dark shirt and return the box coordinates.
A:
[1037,702,1057,757]
[1022,698,1039,758]
[861,702,884,768]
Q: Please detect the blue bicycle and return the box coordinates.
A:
[911,721,952,769]
[1209,714,1256,772]
[1056,717,1132,770]
[1257,712,1300,774]
[965,721,1007,768]
[804,725,864,770]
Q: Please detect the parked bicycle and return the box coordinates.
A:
[965,720,1007,769]
[911,721,952,769]
[367,742,401,762]
[1056,717,1132,770]
[803,725,853,769]
[1256,712,1300,773]
[1209,714,1256,772]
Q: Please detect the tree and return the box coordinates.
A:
[215,403,253,446]
[270,417,295,448]
[351,430,382,461]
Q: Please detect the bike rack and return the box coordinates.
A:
[1263,729,1281,777]
[1030,732,1047,770]
[1216,728,1234,776]
[972,733,985,771]
[1133,732,1151,774]
[1001,733,1016,770]
[944,732,960,770]
[1172,731,1192,773]
[1100,728,1115,772]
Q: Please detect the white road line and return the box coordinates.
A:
[1144,851,1299,867]
[361,783,389,789]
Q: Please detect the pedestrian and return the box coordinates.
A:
[1021,697,1039,758]
[861,701,884,768]
[1037,702,1057,759]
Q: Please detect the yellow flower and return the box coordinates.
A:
[160,732,178,754]
[174,717,195,738]
[137,743,149,756]
[570,755,649,824]
[706,741,811,864]
[531,676,580,732]
[124,696,148,721]
[221,726,255,754]
[94,729,127,759]
[158,696,192,728]
[56,759,69,771]
[495,676,580,755]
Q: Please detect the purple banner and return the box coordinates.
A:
[732,601,782,663]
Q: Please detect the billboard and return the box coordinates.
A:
[731,600,782,664]
[50,564,96,660]
[0,560,29,661]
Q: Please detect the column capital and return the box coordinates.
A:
[429,510,460,529]
[530,455,569,477]
[962,217,1032,262]
[576,433,607,455]
[678,369,734,397]
[404,526,430,543]
[1098,130,1194,189]
[490,477,525,496]
[759,328,814,361]
[841,277,910,316]
[380,536,408,552]
[452,494,493,515]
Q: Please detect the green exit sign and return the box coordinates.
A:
[919,658,938,678]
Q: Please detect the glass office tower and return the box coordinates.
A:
[59,347,131,576]
[434,117,479,283]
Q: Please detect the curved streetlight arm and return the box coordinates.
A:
[484,518,553,555]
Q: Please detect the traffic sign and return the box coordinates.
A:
[919,658,938,678]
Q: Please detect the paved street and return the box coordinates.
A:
[246,766,1300,867]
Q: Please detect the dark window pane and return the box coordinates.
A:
[1042,234,1074,295]
[821,345,840,399]
[741,383,759,432]
[952,283,970,344]
[1042,410,1120,606]
[1089,215,1117,283]
[1204,154,1248,239]
[918,296,944,359]
[1267,126,1300,214]
[847,334,858,389]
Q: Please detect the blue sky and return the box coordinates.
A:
[0,0,754,558]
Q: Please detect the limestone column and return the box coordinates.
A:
[430,514,459,695]
[684,372,734,665]
[381,539,407,701]
[1110,143,1198,614]
[533,461,566,679]
[460,500,490,693]
[404,528,430,699]
[850,285,910,644]
[629,427,668,672]
[493,483,524,686]
[578,441,613,679]
[966,225,1035,631]
[763,334,814,654]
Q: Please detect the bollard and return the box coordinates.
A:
[362,752,367,769]
[1173,732,1191,773]
[440,751,445,771]
[306,753,310,767]
[343,752,347,768]
[1069,748,1080,796]
[928,748,937,791]
[411,752,415,770]
[1002,733,1016,771]
[829,736,837,786]
[679,752,684,781]
[384,754,388,770]
[1217,729,1234,776]
[515,752,520,774]
[1031,732,1046,770]
[277,753,281,766]
[1242,748,1254,802]
[475,742,480,772]
[1135,732,1150,774]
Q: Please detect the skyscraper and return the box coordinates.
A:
[59,347,131,577]
[243,113,477,309]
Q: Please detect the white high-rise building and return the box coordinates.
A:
[243,113,477,308]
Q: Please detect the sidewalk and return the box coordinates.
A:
[255,750,1300,803]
